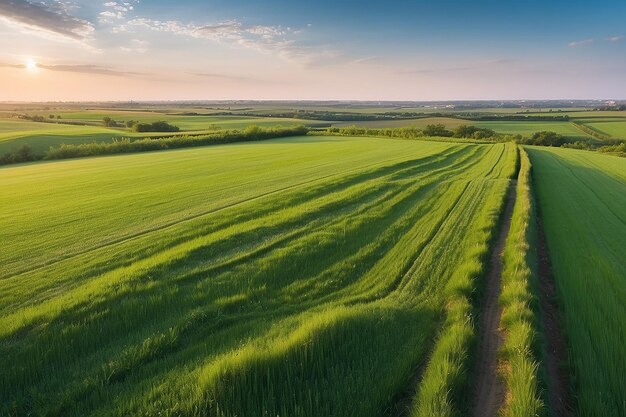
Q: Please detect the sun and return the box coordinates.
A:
[25,59,38,71]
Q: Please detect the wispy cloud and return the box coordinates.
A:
[0,62,26,69]
[606,35,623,42]
[99,1,135,22]
[38,63,145,76]
[118,17,338,66]
[119,38,149,53]
[568,39,594,48]
[0,0,94,41]
[188,72,255,82]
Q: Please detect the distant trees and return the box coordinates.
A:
[102,117,122,128]
[129,121,180,133]
[521,131,566,146]
[0,145,37,164]
[453,125,497,139]
[44,125,308,160]
[422,124,453,137]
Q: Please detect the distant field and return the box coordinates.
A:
[579,120,626,139]
[0,119,129,153]
[331,116,469,129]
[527,147,626,417]
[475,120,593,139]
[0,113,327,154]
[0,136,516,416]
[25,110,328,130]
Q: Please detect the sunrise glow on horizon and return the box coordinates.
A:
[1,0,625,101]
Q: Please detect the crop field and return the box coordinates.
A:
[0,113,331,154]
[22,110,329,130]
[526,147,626,417]
[0,136,518,416]
[0,119,131,153]
[578,120,626,139]
[331,116,469,129]
[474,120,593,139]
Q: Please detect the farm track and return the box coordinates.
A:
[535,207,573,417]
[472,178,517,417]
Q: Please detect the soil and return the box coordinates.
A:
[472,179,517,417]
[535,211,574,417]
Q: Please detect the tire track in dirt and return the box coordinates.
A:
[472,178,517,417]
[535,208,574,417]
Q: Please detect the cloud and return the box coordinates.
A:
[38,63,145,76]
[0,62,26,69]
[188,72,255,82]
[568,39,593,48]
[606,35,623,42]
[99,1,135,23]
[0,0,94,41]
[121,17,338,65]
[119,38,149,53]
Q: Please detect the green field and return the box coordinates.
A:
[331,116,470,129]
[0,136,517,416]
[1,100,625,417]
[526,147,626,417]
[0,112,329,154]
[579,120,626,139]
[474,120,592,140]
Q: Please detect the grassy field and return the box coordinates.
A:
[331,116,469,129]
[474,121,593,140]
[5,104,625,157]
[498,148,543,417]
[526,147,626,417]
[0,113,328,154]
[0,136,517,416]
[578,120,626,139]
[0,119,132,153]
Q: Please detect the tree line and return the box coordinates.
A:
[0,126,309,165]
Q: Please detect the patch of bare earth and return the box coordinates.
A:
[472,179,517,417]
[535,211,574,416]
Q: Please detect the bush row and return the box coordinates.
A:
[0,126,309,165]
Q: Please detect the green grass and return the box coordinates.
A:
[498,148,543,417]
[579,120,626,139]
[331,117,470,129]
[526,147,626,417]
[0,113,329,154]
[474,121,593,140]
[38,110,328,130]
[0,136,516,416]
[410,143,517,417]
[0,119,130,153]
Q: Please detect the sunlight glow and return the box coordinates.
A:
[25,59,38,71]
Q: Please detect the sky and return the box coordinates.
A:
[0,0,625,101]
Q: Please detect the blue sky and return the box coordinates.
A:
[0,0,624,100]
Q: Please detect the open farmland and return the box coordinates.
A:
[474,120,593,140]
[526,147,626,417]
[0,136,518,416]
[578,119,626,139]
[0,112,329,154]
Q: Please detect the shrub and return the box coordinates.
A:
[521,131,565,147]
[44,126,309,160]
[423,124,453,137]
[131,121,180,132]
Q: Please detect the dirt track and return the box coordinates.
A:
[535,211,574,416]
[472,179,517,417]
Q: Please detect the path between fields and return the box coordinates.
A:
[472,178,517,417]
[535,210,574,416]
